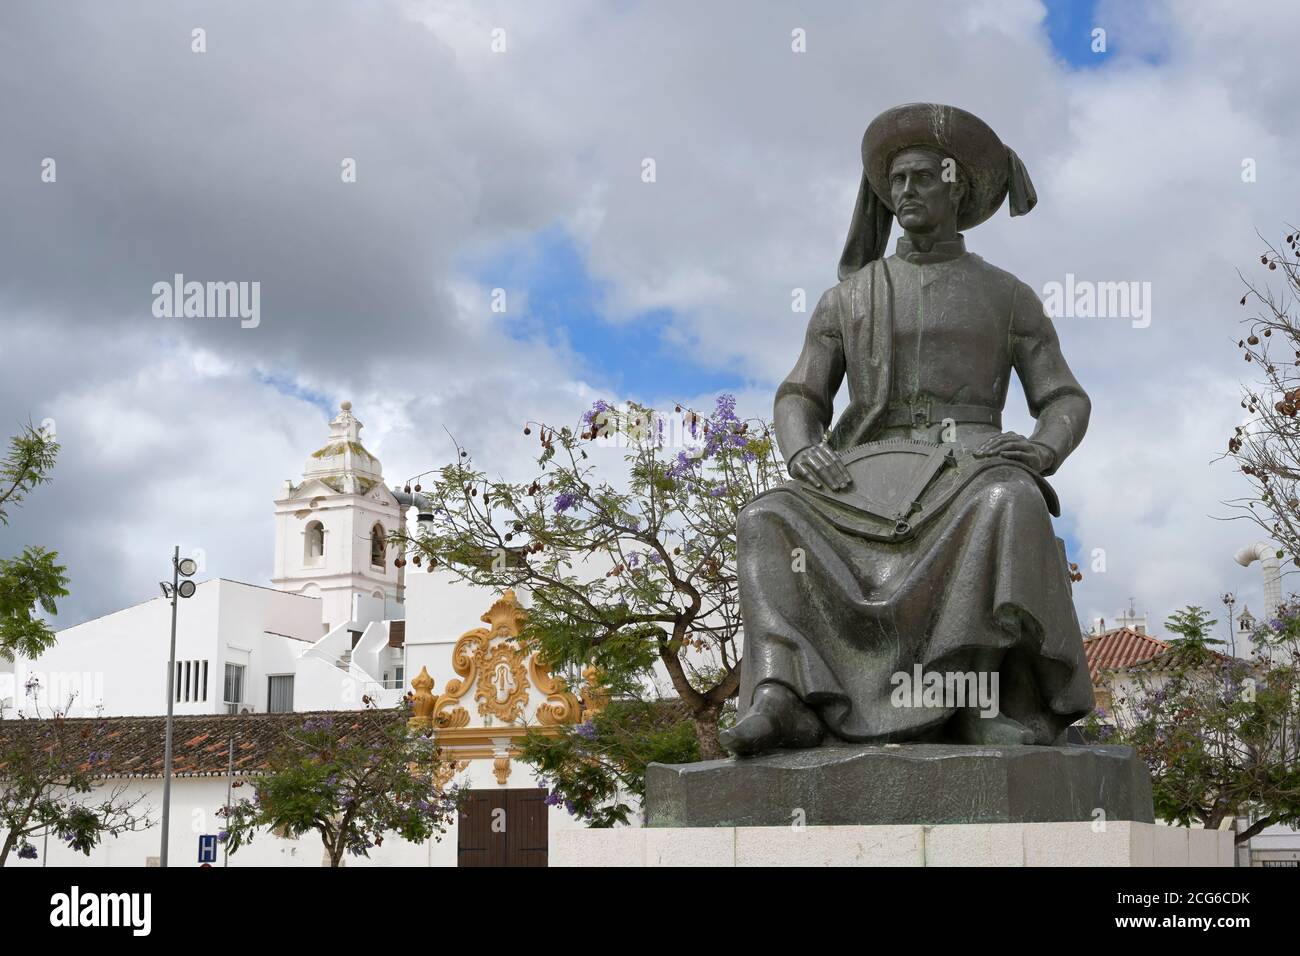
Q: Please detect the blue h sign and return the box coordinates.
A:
[198,834,218,864]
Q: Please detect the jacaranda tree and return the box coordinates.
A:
[395,396,784,822]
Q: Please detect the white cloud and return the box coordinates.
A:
[2,0,1296,643]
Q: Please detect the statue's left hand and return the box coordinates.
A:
[973,432,1055,474]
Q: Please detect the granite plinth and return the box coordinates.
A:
[646,744,1154,829]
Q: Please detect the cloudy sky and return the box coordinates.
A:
[0,0,1293,642]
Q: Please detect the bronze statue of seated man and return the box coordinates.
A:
[720,104,1095,757]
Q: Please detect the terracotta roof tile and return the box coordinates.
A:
[1082,627,1169,682]
[0,709,398,779]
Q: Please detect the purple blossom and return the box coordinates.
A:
[16,844,37,860]
[574,721,597,741]
[669,450,697,478]
[582,400,611,426]
[554,491,579,513]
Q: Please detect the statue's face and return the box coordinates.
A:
[888,148,961,233]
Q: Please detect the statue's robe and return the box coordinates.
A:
[738,235,1095,744]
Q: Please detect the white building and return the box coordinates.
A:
[0,402,609,867]
[4,578,324,719]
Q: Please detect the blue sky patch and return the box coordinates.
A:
[256,371,335,418]
[470,224,745,405]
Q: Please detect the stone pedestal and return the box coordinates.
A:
[547,745,1230,867]
[647,744,1154,828]
[549,821,1234,867]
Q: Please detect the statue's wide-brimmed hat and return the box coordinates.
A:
[838,102,1037,280]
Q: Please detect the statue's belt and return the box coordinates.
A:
[878,401,1002,430]
[771,437,1059,543]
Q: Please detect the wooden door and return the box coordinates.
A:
[456,788,548,867]
[505,789,549,867]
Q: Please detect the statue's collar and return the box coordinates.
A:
[895,234,967,264]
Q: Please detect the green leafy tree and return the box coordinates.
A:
[397,396,785,770]
[517,699,700,827]
[1086,603,1300,843]
[218,707,459,867]
[0,703,152,866]
[1162,605,1223,650]
[0,423,69,661]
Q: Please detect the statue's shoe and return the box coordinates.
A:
[949,709,1035,745]
[720,689,826,757]
[719,712,781,756]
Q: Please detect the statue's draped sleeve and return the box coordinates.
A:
[774,284,847,465]
[1008,280,1091,476]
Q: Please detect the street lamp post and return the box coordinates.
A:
[1223,592,1237,659]
[159,546,197,868]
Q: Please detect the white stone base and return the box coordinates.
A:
[550,822,1234,867]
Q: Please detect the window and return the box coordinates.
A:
[224,663,245,709]
[371,523,386,568]
[173,660,209,703]
[304,520,325,567]
[267,675,294,713]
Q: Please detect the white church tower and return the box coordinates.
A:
[272,401,402,633]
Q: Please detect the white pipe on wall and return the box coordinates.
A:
[1235,541,1283,622]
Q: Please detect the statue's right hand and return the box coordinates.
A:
[791,444,852,491]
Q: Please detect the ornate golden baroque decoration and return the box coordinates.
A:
[492,754,512,785]
[407,665,437,731]
[435,758,468,789]
[578,665,611,722]
[530,653,581,726]
[428,589,582,729]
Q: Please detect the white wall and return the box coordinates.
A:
[402,569,525,652]
[4,582,221,718]
[213,580,319,713]
[2,579,321,719]
[3,776,430,868]
[2,763,598,868]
